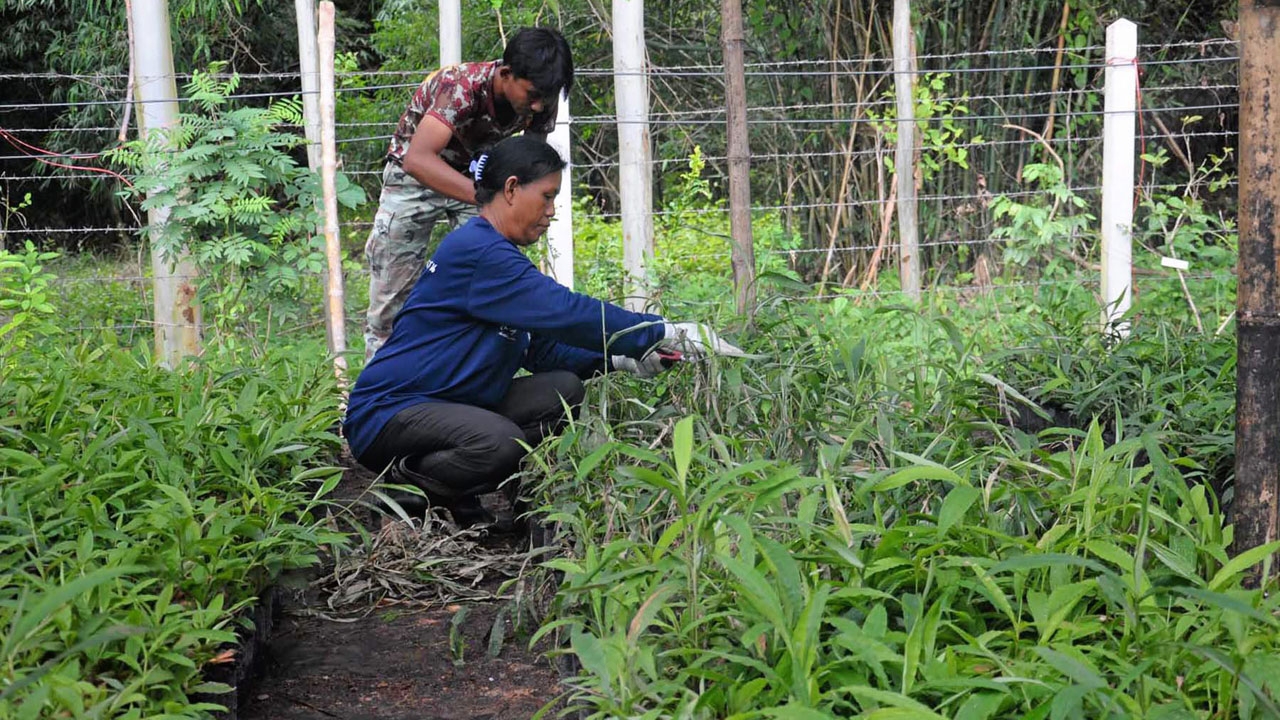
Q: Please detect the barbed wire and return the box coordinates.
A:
[0,39,1239,84]
[0,48,1239,115]
[0,125,1240,182]
[11,167,1236,238]
[312,98,1235,151]
[51,271,1232,322]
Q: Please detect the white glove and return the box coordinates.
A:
[610,353,667,378]
[658,322,746,359]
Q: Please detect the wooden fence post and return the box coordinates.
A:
[130,0,201,367]
[318,2,347,381]
[1230,0,1280,561]
[892,0,921,301]
[722,0,756,318]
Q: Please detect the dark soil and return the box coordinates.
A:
[238,601,560,720]
[238,454,563,720]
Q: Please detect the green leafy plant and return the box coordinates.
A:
[0,332,347,718]
[990,161,1094,273]
[108,65,365,337]
[0,240,60,365]
[870,73,982,181]
[571,147,802,307]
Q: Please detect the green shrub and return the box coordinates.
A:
[108,66,366,340]
[0,241,60,369]
[571,147,802,308]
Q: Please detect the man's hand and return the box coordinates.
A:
[610,352,667,378]
[403,116,477,204]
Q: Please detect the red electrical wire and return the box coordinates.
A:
[1132,58,1147,211]
[0,128,134,188]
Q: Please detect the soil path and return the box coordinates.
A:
[239,601,559,720]
[239,457,562,720]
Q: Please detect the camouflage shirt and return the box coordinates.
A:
[385,60,558,173]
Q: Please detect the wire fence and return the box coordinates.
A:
[0,36,1240,341]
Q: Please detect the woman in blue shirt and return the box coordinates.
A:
[344,135,733,527]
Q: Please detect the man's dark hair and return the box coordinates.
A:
[503,27,574,96]
[471,135,567,206]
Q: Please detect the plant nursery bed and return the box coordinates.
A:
[190,587,281,720]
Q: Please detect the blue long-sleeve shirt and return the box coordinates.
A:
[344,216,665,458]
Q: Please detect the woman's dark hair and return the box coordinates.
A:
[503,27,574,96]
[470,136,567,205]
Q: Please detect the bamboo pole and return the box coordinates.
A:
[1230,0,1280,562]
[130,0,201,368]
[721,0,755,319]
[892,0,921,301]
[318,2,347,381]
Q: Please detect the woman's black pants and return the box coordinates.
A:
[356,371,585,497]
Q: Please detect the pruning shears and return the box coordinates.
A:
[656,346,769,364]
[657,349,687,367]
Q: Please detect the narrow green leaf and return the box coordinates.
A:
[869,464,962,493]
[1032,647,1106,690]
[937,485,981,537]
[673,415,694,487]
[1209,540,1280,591]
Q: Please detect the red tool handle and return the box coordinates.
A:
[656,350,684,366]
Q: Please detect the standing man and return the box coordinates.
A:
[363,27,574,359]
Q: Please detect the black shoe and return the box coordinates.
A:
[373,487,496,529]
[496,480,529,535]
[374,488,431,518]
[383,458,496,529]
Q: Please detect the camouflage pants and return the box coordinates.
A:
[364,163,476,358]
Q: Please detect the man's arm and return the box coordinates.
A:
[402,115,477,205]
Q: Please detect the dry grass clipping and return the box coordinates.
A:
[314,514,528,615]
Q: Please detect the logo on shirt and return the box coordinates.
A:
[425,260,438,274]
[498,325,519,341]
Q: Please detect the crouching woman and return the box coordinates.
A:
[343,135,723,527]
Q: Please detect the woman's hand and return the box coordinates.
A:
[611,352,667,378]
[659,322,745,359]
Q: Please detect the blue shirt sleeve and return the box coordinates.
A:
[524,334,608,378]
[466,240,666,358]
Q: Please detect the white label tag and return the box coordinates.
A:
[1160,257,1190,271]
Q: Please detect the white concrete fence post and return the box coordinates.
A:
[613,0,654,311]
[1100,18,1138,336]
[439,0,461,66]
[547,91,575,289]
